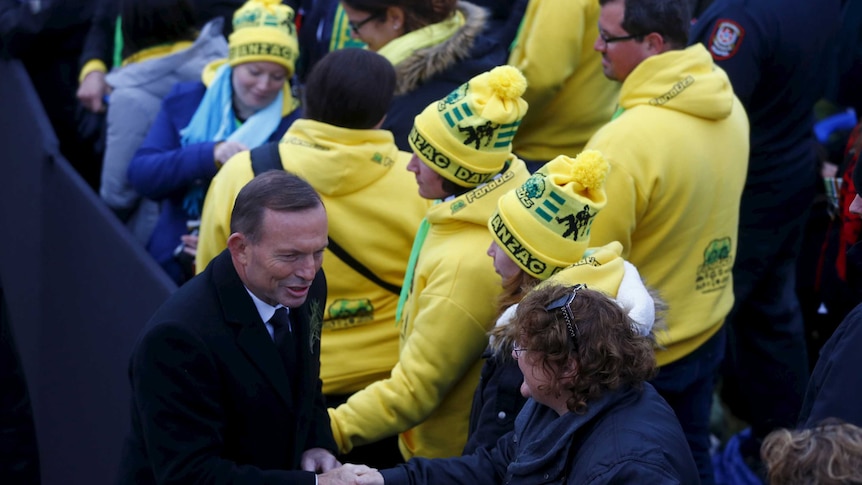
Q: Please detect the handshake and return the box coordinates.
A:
[319,463,384,485]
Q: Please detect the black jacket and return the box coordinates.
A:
[799,302,862,428]
[117,250,335,484]
[463,348,527,455]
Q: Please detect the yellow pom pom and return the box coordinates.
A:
[570,150,610,191]
[257,0,282,6]
[486,66,527,100]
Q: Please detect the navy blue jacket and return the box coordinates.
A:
[463,348,527,455]
[799,302,862,428]
[382,2,508,150]
[383,384,699,484]
[384,38,506,150]
[690,0,841,220]
[127,81,297,283]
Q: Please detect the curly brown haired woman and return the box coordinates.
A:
[339,283,699,484]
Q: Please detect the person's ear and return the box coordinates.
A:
[645,31,669,54]
[386,6,405,31]
[372,115,386,130]
[227,233,249,263]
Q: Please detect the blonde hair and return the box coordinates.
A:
[761,419,862,485]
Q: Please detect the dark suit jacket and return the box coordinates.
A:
[117,250,336,484]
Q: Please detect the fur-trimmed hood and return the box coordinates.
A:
[394,1,489,95]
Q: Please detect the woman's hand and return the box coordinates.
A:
[214,141,249,168]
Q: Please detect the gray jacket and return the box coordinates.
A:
[100,18,227,244]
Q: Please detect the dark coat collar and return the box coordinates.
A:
[208,250,319,408]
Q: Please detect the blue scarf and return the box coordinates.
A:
[179,63,284,217]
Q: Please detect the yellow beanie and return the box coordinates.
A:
[228,0,299,76]
[408,65,528,187]
[488,150,610,280]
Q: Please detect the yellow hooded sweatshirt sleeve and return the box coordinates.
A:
[328,159,530,459]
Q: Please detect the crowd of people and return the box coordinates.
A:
[4,0,862,483]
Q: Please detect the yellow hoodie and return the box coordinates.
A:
[508,0,619,161]
[585,44,749,366]
[328,157,531,459]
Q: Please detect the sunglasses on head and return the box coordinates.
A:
[544,284,587,344]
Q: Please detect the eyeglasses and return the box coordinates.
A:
[349,13,383,35]
[598,30,645,45]
[545,284,587,344]
[512,342,531,359]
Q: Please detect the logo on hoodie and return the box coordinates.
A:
[651,76,694,106]
[695,237,733,293]
[326,298,374,329]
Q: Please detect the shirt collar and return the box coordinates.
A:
[244,287,288,323]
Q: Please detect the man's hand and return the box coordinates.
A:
[214,141,248,168]
[318,464,381,485]
[301,448,340,473]
[77,71,108,113]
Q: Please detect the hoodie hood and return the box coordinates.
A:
[427,156,530,228]
[546,242,657,336]
[278,119,410,196]
[492,242,663,353]
[619,43,735,122]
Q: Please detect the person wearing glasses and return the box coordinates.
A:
[337,0,508,150]
[464,150,662,455]
[295,0,518,84]
[581,0,750,483]
[506,0,619,173]
[330,284,698,484]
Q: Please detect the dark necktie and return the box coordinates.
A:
[270,307,298,386]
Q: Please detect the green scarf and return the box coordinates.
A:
[395,217,430,324]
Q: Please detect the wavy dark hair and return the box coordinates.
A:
[341,0,457,33]
[509,283,656,414]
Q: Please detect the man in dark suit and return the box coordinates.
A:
[117,171,364,484]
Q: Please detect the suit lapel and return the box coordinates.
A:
[236,324,295,407]
[212,251,295,408]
